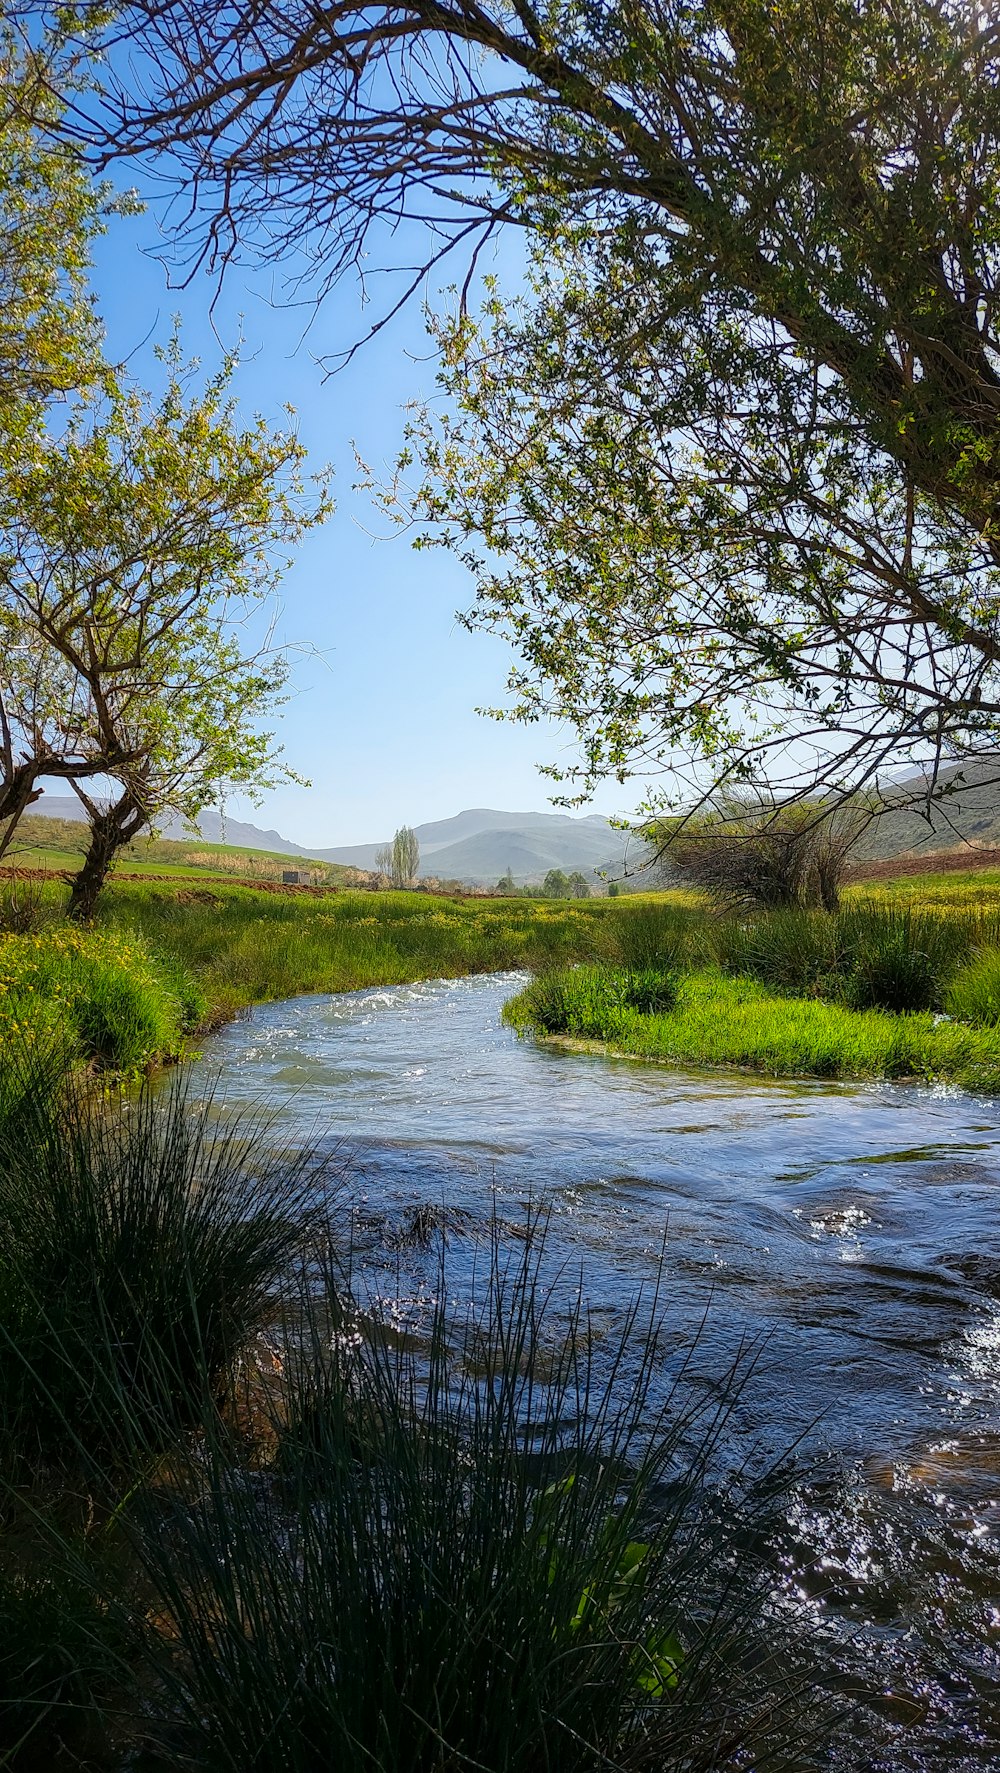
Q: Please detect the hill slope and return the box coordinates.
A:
[317,810,628,881]
[854,758,1000,861]
[32,796,631,884]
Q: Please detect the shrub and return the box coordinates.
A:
[0,871,50,935]
[510,967,679,1038]
[132,1232,819,1773]
[0,1059,312,1472]
[657,798,863,913]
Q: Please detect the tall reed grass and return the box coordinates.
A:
[711,904,1000,1014]
[127,1231,822,1773]
[0,1041,840,1767]
[0,1056,313,1473]
[505,967,1000,1087]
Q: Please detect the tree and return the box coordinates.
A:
[566,872,591,900]
[52,0,1000,815]
[387,825,419,888]
[2,346,330,917]
[660,799,864,915]
[0,34,122,832]
[542,869,569,899]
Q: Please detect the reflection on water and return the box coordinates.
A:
[200,972,1000,1768]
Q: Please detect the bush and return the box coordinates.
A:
[602,902,693,970]
[657,798,863,913]
[0,1059,312,1472]
[0,872,50,935]
[132,1232,818,1773]
[621,967,681,1015]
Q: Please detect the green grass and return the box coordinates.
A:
[0,882,702,1086]
[96,881,641,1018]
[504,966,1000,1089]
[13,873,1000,1092]
[0,925,205,1076]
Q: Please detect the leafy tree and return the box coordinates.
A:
[566,872,591,900]
[57,0,1000,812]
[2,347,330,916]
[0,34,124,830]
[542,869,569,899]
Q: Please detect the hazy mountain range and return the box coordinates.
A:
[34,797,637,884]
[38,762,1000,886]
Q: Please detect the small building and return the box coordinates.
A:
[282,869,309,885]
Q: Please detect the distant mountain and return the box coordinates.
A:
[314,809,630,882]
[32,796,632,884]
[34,795,310,858]
[853,757,1000,861]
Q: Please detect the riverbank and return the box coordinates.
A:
[0,882,644,1081]
[10,877,1000,1090]
[501,895,1000,1090]
[502,965,1000,1089]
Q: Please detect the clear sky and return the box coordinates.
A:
[85,172,635,848]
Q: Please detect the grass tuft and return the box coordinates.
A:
[0,1055,313,1473]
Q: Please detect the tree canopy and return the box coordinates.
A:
[0,34,331,911]
[1,345,329,912]
[40,0,1000,808]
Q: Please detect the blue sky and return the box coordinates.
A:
[86,176,634,848]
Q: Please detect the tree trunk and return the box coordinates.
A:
[67,788,148,922]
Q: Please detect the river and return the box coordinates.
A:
[201,971,1000,1768]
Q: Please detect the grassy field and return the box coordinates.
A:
[6,865,1000,1088]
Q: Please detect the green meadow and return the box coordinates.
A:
[5,867,1000,1091]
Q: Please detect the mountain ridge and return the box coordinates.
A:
[32,795,632,884]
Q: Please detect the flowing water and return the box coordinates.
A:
[201,972,1000,1768]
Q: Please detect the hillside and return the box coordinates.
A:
[33,795,310,858]
[9,812,362,886]
[316,809,630,882]
[32,796,633,884]
[853,758,1000,862]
